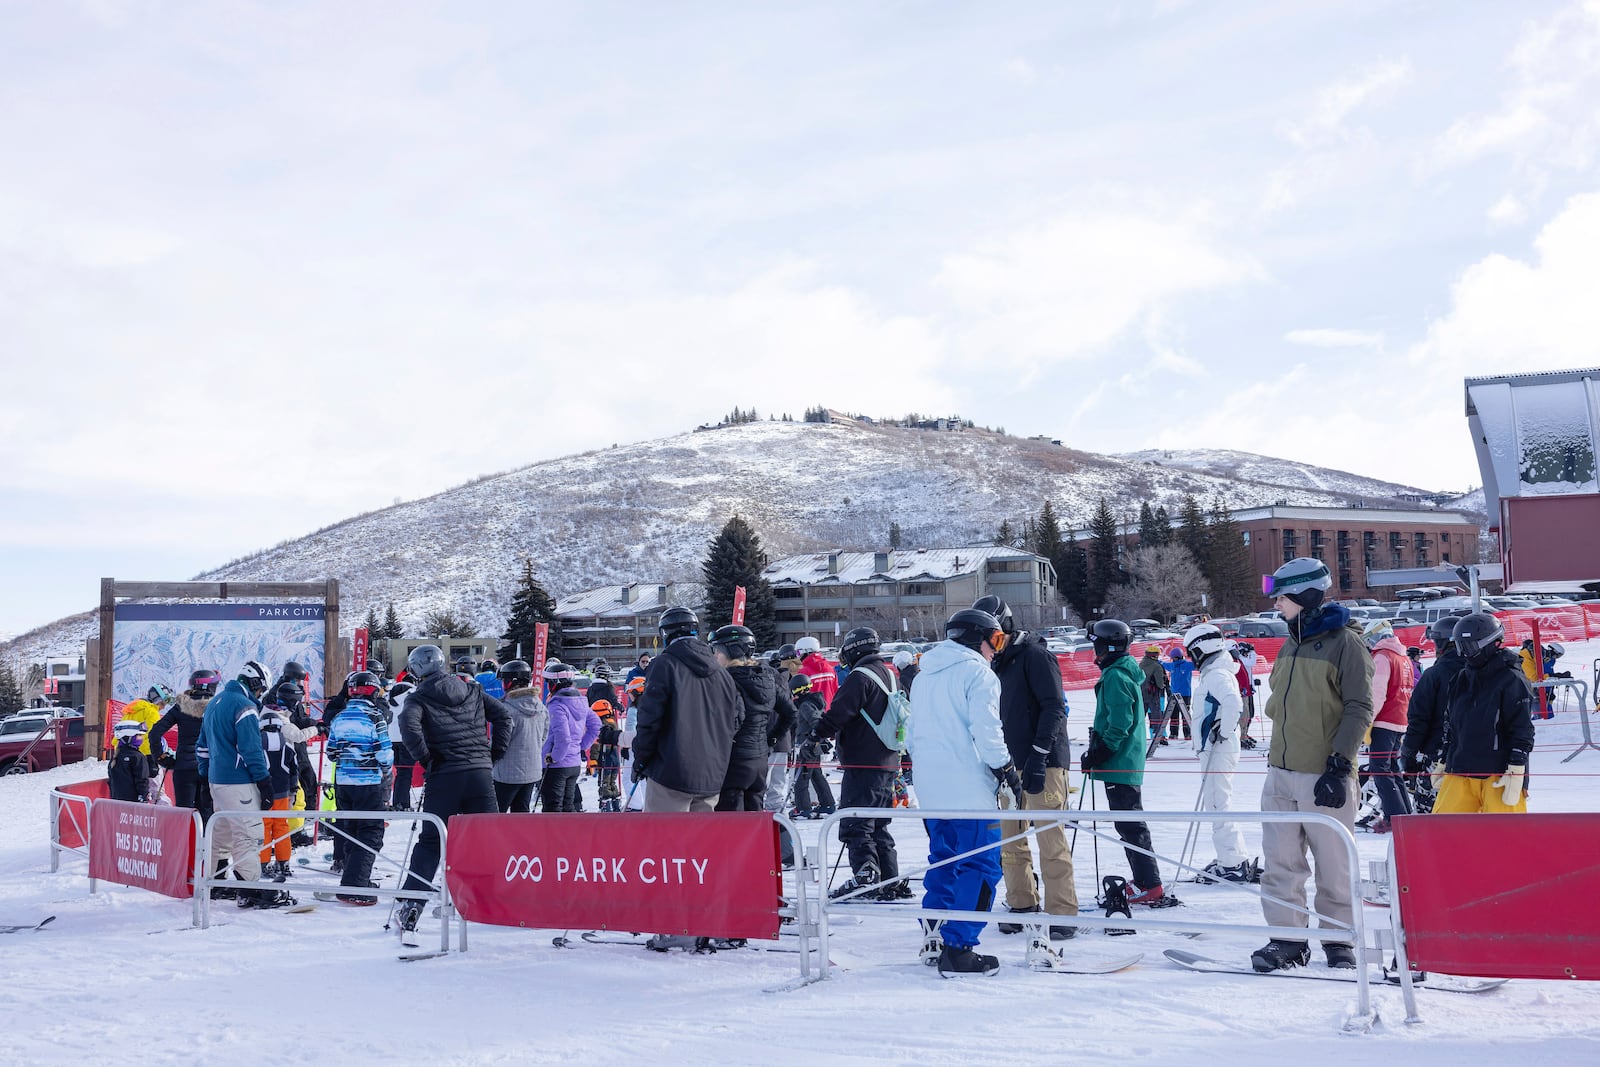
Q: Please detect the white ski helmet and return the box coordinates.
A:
[114,718,146,744]
[1182,623,1227,662]
[794,636,821,656]
[1360,618,1394,649]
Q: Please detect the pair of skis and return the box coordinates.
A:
[0,915,54,934]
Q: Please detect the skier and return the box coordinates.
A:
[1360,619,1414,833]
[892,649,920,693]
[539,661,600,813]
[905,606,1021,976]
[1234,641,1259,747]
[631,606,741,816]
[200,660,296,909]
[794,636,839,708]
[1185,623,1253,883]
[474,659,504,700]
[323,671,393,903]
[813,627,908,901]
[787,674,835,819]
[1139,644,1171,745]
[276,660,321,827]
[108,719,151,802]
[149,669,219,818]
[1252,558,1371,973]
[1401,615,1467,776]
[256,700,308,882]
[591,701,624,811]
[396,645,511,941]
[1163,647,1195,741]
[709,624,790,812]
[621,674,646,800]
[1081,620,1173,907]
[977,595,1077,951]
[586,662,623,713]
[1432,613,1534,814]
[491,660,548,813]
[624,652,651,689]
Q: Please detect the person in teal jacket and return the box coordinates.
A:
[1081,621,1171,906]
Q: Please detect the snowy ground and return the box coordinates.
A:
[5,645,1600,1066]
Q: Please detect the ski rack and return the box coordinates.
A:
[812,805,1375,1026]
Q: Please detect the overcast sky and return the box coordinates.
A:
[3,0,1598,637]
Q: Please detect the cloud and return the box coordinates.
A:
[1265,59,1411,212]
[1487,193,1528,226]
[1283,328,1384,349]
[1286,60,1413,150]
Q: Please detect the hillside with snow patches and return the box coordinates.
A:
[3,420,1468,662]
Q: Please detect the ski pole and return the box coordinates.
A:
[385,785,425,933]
[1173,767,1206,885]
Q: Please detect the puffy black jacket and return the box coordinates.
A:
[586,679,622,711]
[815,656,899,772]
[398,673,512,775]
[1402,646,1465,761]
[793,691,826,743]
[1441,649,1536,777]
[726,665,775,760]
[149,693,208,772]
[632,637,743,796]
[994,631,1070,769]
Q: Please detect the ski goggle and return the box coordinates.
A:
[987,630,1009,653]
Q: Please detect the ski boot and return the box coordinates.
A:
[937,944,999,977]
[997,904,1041,934]
[1324,943,1357,969]
[829,863,881,902]
[644,933,698,952]
[919,919,943,966]
[1251,939,1310,972]
[395,900,424,947]
[1127,882,1180,908]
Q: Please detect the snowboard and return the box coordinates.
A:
[1028,950,1144,974]
[312,892,377,906]
[0,915,55,934]
[1162,949,1508,993]
[578,931,800,953]
[399,950,449,962]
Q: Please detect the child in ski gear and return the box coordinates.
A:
[710,625,783,812]
[117,689,167,799]
[592,700,624,812]
[258,697,315,880]
[1253,559,1372,973]
[1083,621,1172,907]
[905,608,1019,976]
[326,671,394,901]
[492,661,548,813]
[540,662,601,812]
[788,675,835,818]
[1185,623,1252,882]
[794,636,839,709]
[1433,613,1535,815]
[109,719,151,802]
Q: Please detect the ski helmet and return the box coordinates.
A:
[626,675,647,698]
[794,636,821,656]
[1451,612,1504,662]
[1182,622,1227,664]
[188,669,221,696]
[972,595,1015,635]
[114,718,145,745]
[407,645,447,679]
[454,655,476,675]
[1360,618,1394,649]
[1407,646,1423,659]
[280,660,308,684]
[345,671,382,699]
[1547,642,1565,658]
[839,626,880,667]
[271,680,305,709]
[1262,557,1332,610]
[709,624,756,661]
[479,659,497,674]
[892,650,915,671]
[777,643,798,663]
[789,674,813,696]
[238,660,272,695]
[945,608,1005,652]
[1428,614,1462,651]
[658,606,698,643]
[1089,619,1133,666]
[498,659,533,689]
[146,682,176,705]
[369,660,386,679]
[542,660,575,682]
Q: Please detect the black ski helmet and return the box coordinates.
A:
[188,669,221,696]
[408,645,447,679]
[454,655,476,675]
[1428,611,1468,652]
[280,660,308,684]
[1451,612,1504,662]
[789,673,813,696]
[345,671,382,699]
[498,659,533,689]
[777,643,798,662]
[839,626,880,667]
[946,608,1003,651]
[1089,619,1133,666]
[709,624,757,660]
[658,606,698,643]
[972,595,1015,635]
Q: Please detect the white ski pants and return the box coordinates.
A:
[1198,742,1247,866]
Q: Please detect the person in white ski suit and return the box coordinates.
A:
[1185,623,1250,880]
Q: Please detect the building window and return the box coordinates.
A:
[774,586,803,599]
[986,560,1032,573]
[855,584,894,598]
[1242,531,1250,545]
[775,609,806,622]
[904,583,941,596]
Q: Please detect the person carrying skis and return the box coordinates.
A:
[491,660,548,813]
[1432,613,1535,815]
[1185,623,1253,883]
[905,607,1021,976]
[1253,558,1372,973]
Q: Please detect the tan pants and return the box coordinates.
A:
[1000,766,1079,916]
[211,781,265,882]
[1259,766,1356,945]
[643,781,717,813]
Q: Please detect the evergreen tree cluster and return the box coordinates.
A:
[803,405,831,423]
[500,561,562,662]
[722,406,761,425]
[701,515,778,649]
[0,662,24,717]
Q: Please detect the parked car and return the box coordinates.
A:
[1236,619,1289,639]
[0,713,87,775]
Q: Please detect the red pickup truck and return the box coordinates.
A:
[0,713,87,774]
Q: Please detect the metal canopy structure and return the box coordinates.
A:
[1465,367,1600,591]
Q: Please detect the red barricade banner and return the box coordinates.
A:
[446,813,782,939]
[1498,607,1590,645]
[88,799,197,898]
[56,779,107,850]
[1394,813,1600,980]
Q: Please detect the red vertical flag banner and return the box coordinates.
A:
[88,799,197,898]
[532,623,549,679]
[732,586,747,626]
[353,628,368,673]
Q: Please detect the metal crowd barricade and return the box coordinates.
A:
[200,809,459,955]
[48,787,93,875]
[812,806,1374,1024]
[772,811,817,984]
[1532,678,1599,761]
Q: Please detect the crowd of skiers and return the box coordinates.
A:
[103,552,1536,970]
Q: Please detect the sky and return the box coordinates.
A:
[3,0,1599,637]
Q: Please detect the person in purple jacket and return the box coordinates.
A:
[540,661,601,812]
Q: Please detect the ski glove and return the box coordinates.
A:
[1022,748,1048,796]
[630,761,647,784]
[1497,752,1528,807]
[1080,729,1112,773]
[992,762,1024,807]
[1313,753,1352,809]
[255,779,276,810]
[1430,761,1447,791]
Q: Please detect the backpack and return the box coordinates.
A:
[856,666,910,754]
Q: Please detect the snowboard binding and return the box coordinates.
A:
[1098,876,1136,935]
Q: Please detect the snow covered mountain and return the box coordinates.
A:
[4,420,1467,661]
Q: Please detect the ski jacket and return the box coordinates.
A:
[905,640,1009,810]
[150,693,207,772]
[1192,655,1244,753]
[398,672,512,776]
[1403,647,1464,761]
[108,742,150,802]
[587,678,623,711]
[1441,650,1536,778]
[259,711,300,799]
[542,686,600,769]
[327,698,393,787]
[899,662,920,694]
[1164,654,1196,697]
[799,652,840,709]
[1263,604,1374,773]
[792,691,827,745]
[631,637,742,796]
[1087,654,1146,787]
[815,655,900,772]
[475,670,506,700]
[993,631,1069,769]
[1518,646,1539,684]
[1369,635,1413,731]
[492,687,549,784]
[200,680,269,786]
[723,663,794,760]
[1232,654,1252,697]
[1139,652,1169,711]
[117,699,164,757]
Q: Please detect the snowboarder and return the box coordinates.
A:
[1432,613,1534,815]
[1185,623,1252,882]
[491,660,548,813]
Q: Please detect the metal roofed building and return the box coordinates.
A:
[1466,366,1600,592]
[763,547,1057,644]
[552,582,704,665]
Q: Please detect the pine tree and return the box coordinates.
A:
[1153,505,1172,545]
[422,610,476,639]
[1178,495,1208,570]
[1206,499,1257,617]
[0,663,23,717]
[1032,501,1072,606]
[1086,497,1123,617]
[889,521,902,550]
[361,606,381,638]
[995,519,1015,547]
[1138,502,1165,548]
[701,515,779,649]
[382,602,404,639]
[1059,531,1091,621]
[499,560,561,662]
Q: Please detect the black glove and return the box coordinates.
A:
[1022,748,1047,796]
[1081,729,1112,773]
[255,779,276,810]
[631,761,647,784]
[159,753,177,770]
[820,739,834,757]
[1313,753,1353,809]
[992,762,1023,805]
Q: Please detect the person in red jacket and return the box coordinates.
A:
[794,636,839,709]
[1361,620,1413,832]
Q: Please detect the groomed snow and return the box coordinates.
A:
[5,644,1600,1065]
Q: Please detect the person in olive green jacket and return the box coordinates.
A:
[1081,620,1170,905]
[1253,558,1374,974]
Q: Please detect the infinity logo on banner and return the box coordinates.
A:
[504,855,543,881]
